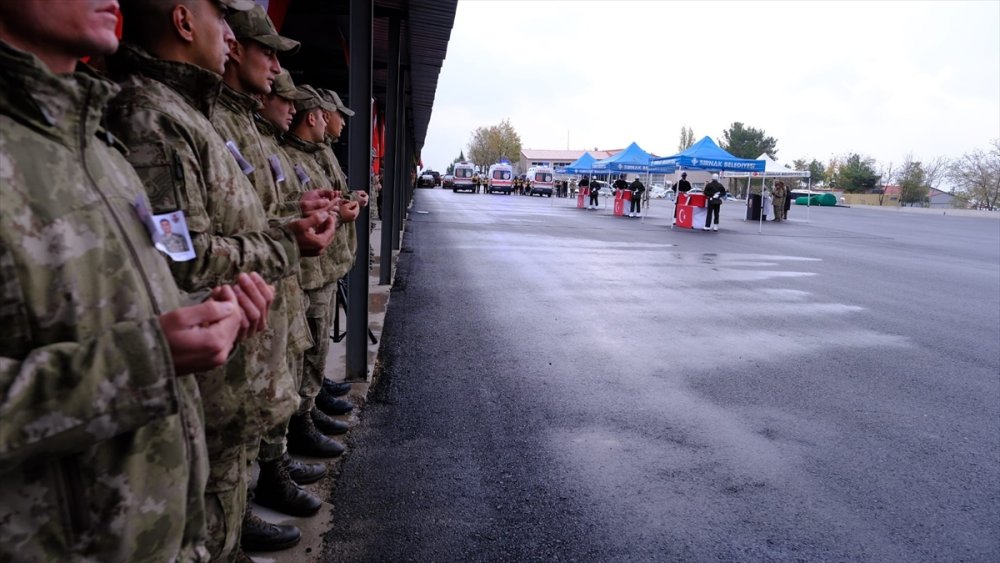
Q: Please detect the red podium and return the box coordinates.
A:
[613,190,628,216]
[577,188,587,208]
[675,193,707,229]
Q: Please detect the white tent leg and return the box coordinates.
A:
[758,173,766,234]
[806,177,812,221]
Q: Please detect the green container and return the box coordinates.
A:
[794,194,838,206]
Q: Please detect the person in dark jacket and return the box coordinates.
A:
[613,174,629,196]
[703,173,726,231]
[586,177,600,209]
[628,177,645,217]
[673,171,692,224]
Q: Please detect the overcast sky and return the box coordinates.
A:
[420,0,999,174]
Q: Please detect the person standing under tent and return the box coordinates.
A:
[772,180,788,222]
[613,174,629,196]
[703,173,726,231]
[673,171,692,224]
[628,176,645,217]
[587,177,600,209]
[762,184,773,221]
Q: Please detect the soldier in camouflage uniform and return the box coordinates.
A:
[106,1,337,559]
[285,86,374,426]
[315,88,373,415]
[215,5,348,540]
[250,70,345,519]
[0,2,248,561]
[281,86,361,451]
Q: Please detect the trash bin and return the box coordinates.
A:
[746,193,762,220]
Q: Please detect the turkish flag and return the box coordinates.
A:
[676,205,707,229]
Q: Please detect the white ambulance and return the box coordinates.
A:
[487,163,514,195]
[452,162,475,193]
[525,166,555,197]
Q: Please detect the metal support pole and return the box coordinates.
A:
[379,16,400,285]
[393,78,407,250]
[346,0,372,381]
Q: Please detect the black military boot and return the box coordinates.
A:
[311,407,349,435]
[284,452,326,485]
[315,387,354,416]
[287,413,345,458]
[253,457,322,517]
[323,379,352,397]
[240,509,300,552]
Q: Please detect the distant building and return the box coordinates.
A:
[519,149,615,175]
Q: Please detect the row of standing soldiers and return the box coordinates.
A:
[1,2,374,562]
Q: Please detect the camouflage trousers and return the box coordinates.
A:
[302,282,338,414]
[204,442,249,562]
[259,352,304,462]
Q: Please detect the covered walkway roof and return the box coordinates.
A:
[271,0,457,157]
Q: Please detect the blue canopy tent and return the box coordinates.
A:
[591,141,655,173]
[560,151,600,175]
[649,136,764,174]
[649,137,767,231]
[590,142,669,219]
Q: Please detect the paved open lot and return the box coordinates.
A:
[324,190,1000,562]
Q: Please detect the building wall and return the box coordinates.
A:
[842,193,962,208]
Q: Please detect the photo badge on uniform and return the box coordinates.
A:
[294,163,311,186]
[152,211,196,262]
[225,140,255,175]
[268,154,286,183]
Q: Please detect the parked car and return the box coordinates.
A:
[418,172,435,188]
[442,174,455,188]
[649,184,669,199]
[423,169,441,186]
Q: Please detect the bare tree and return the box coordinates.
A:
[677,126,695,152]
[922,155,949,191]
[949,140,1000,210]
[877,161,895,206]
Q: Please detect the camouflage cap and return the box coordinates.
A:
[272,70,311,101]
[318,88,355,117]
[227,5,300,54]
[218,0,256,11]
[294,84,338,113]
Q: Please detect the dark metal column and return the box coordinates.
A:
[346,0,372,381]
[392,91,406,250]
[379,16,400,285]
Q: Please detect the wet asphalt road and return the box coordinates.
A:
[324,190,1000,562]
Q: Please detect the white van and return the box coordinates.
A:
[525,166,555,197]
[487,163,514,195]
[452,162,475,193]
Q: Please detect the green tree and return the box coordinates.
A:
[898,156,929,206]
[949,139,1000,210]
[719,122,778,159]
[678,126,695,152]
[467,119,522,172]
[445,149,466,174]
[834,153,880,193]
[791,158,825,188]
[807,159,826,186]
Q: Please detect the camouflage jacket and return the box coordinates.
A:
[0,42,209,562]
[104,44,299,450]
[254,117,312,357]
[209,84,304,428]
[323,136,358,273]
[283,133,356,288]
